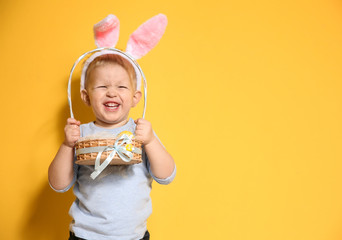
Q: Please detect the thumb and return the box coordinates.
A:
[134,118,140,124]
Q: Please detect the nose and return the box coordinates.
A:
[106,86,117,97]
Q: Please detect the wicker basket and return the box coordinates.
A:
[75,138,143,165]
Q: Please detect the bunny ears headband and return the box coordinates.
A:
[68,14,168,119]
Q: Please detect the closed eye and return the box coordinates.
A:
[96,86,107,89]
[119,86,128,89]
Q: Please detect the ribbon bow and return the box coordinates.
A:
[88,134,141,179]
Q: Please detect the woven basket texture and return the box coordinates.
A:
[75,138,142,165]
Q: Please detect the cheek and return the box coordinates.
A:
[89,91,103,100]
[121,90,134,99]
[88,96,102,108]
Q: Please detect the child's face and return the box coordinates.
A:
[81,63,141,128]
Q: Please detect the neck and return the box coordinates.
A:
[94,118,129,129]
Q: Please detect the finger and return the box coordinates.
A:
[67,118,81,125]
[135,127,144,132]
[66,126,79,134]
[65,126,79,134]
[134,134,143,141]
[67,118,76,124]
[134,130,141,135]
[72,135,80,141]
[134,130,142,137]
[135,118,145,124]
[135,125,143,130]
[135,121,148,128]
[71,130,80,136]
[135,130,145,137]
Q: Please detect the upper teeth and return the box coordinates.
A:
[106,103,118,107]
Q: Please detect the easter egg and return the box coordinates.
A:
[117,131,134,139]
[125,144,133,152]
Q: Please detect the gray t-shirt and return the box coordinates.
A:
[51,118,176,240]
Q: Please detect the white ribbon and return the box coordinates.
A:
[89,134,141,179]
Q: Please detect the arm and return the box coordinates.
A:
[135,118,175,179]
[48,118,80,191]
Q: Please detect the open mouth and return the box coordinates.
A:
[104,102,120,111]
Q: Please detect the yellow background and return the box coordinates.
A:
[1,0,342,239]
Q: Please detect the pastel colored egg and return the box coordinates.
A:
[125,144,133,152]
[117,131,134,139]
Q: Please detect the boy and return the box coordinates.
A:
[48,53,176,240]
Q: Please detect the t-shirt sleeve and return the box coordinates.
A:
[146,157,176,185]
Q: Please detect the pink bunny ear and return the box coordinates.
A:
[94,14,120,48]
[126,14,168,59]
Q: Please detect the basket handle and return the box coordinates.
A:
[67,48,147,120]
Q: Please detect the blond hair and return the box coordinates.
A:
[84,54,137,90]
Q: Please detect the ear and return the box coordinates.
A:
[132,90,142,107]
[126,14,168,59]
[94,14,120,48]
[81,89,91,106]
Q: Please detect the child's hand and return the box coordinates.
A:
[63,118,81,148]
[134,118,156,146]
